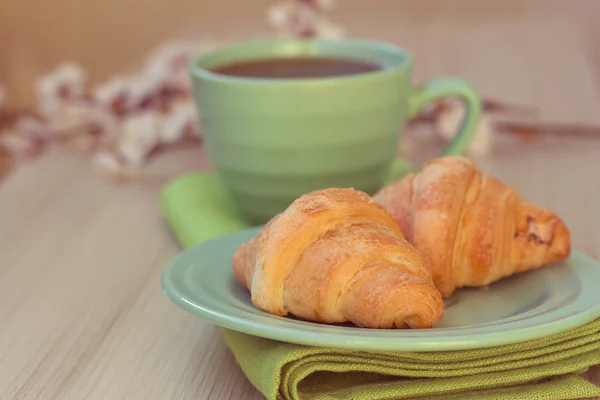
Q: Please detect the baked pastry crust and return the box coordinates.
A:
[232,188,444,329]
[374,156,571,297]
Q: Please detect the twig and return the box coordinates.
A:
[482,98,540,116]
[495,121,600,139]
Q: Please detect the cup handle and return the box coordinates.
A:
[410,76,481,156]
[388,77,481,183]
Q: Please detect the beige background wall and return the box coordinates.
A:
[0,0,597,108]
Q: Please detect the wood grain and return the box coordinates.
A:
[1,1,600,399]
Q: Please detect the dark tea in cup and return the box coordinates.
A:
[210,56,382,79]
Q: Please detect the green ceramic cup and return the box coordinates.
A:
[190,38,481,224]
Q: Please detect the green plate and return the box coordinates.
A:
[161,227,600,352]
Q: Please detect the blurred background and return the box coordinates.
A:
[1,0,599,181]
[1,0,598,110]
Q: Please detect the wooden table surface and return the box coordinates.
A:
[2,2,600,399]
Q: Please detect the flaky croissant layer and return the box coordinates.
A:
[374,156,571,298]
[232,188,444,329]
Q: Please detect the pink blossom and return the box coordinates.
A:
[92,76,131,114]
[35,62,87,115]
[160,100,200,144]
[117,112,162,166]
[436,101,494,157]
[267,0,344,38]
[0,131,43,158]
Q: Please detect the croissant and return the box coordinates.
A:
[232,188,444,329]
[373,156,571,298]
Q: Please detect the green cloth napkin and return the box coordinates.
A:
[160,172,600,400]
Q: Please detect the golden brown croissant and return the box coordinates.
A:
[232,188,444,329]
[373,156,571,298]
